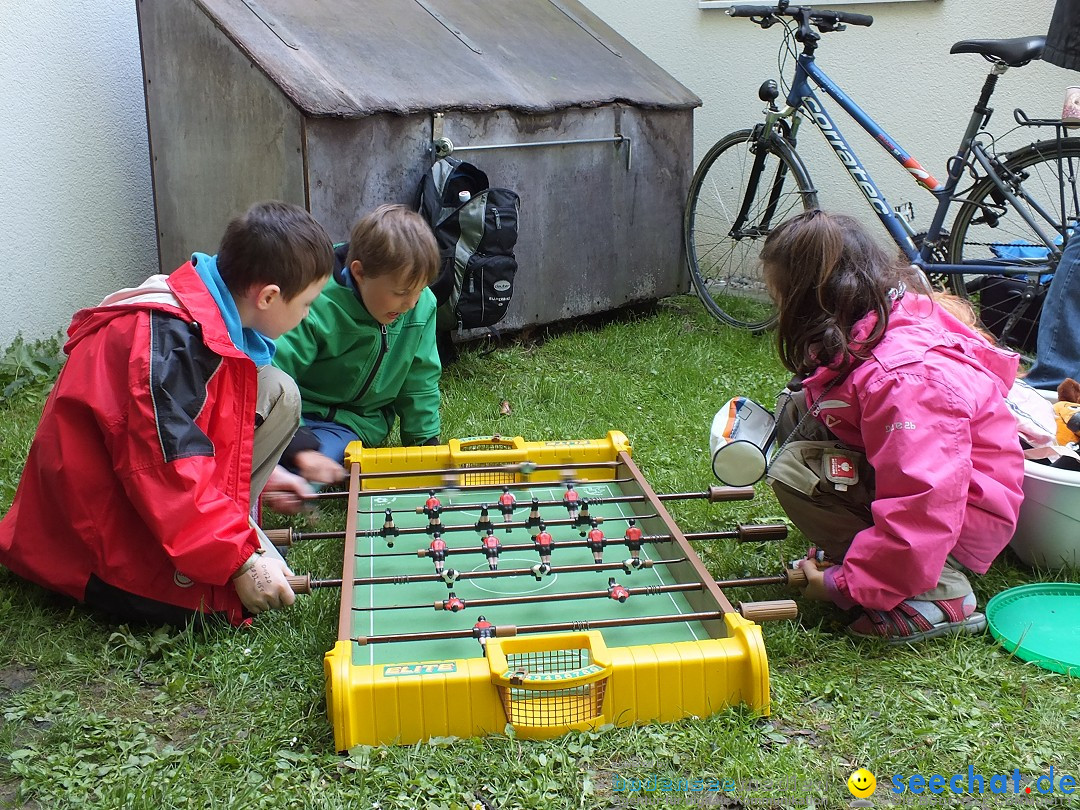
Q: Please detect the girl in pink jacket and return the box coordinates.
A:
[761,210,1025,643]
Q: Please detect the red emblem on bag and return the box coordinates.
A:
[829,456,856,481]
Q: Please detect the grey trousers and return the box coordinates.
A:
[767,387,972,602]
[251,365,302,562]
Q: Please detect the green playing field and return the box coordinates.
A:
[348,480,712,666]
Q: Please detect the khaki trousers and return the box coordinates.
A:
[767,388,971,602]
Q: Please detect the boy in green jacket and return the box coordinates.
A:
[272,204,442,487]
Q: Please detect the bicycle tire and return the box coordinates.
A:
[947,137,1080,353]
[684,128,819,331]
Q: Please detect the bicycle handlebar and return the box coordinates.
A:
[728,5,874,29]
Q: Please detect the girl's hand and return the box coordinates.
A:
[796,558,835,602]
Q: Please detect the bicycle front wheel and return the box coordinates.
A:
[684,128,818,330]
[948,137,1080,352]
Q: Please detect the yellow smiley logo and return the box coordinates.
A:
[847,768,877,798]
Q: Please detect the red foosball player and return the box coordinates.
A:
[623,519,643,562]
[442,592,465,612]
[481,529,502,570]
[607,578,630,603]
[526,497,542,534]
[586,521,606,564]
[475,504,492,534]
[381,508,399,547]
[562,483,580,520]
[429,533,448,575]
[423,490,442,516]
[532,521,553,573]
[498,487,516,523]
[473,615,495,649]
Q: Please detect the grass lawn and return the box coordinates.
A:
[1,295,1078,810]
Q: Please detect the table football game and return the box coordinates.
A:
[274,432,799,750]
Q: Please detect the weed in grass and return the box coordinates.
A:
[1,298,1079,810]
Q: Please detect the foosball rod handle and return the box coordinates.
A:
[737,599,799,622]
[734,522,788,542]
[287,574,312,594]
[704,486,756,502]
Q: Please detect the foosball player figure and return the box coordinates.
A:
[576,499,592,535]
[429,533,448,575]
[423,490,442,516]
[482,529,502,570]
[526,497,542,534]
[533,521,554,573]
[586,520,606,564]
[498,487,516,524]
[623,519,643,562]
[381,508,399,547]
[473,615,495,649]
[442,592,465,613]
[427,505,443,535]
[562,483,580,520]
[607,578,630,603]
[475,504,492,534]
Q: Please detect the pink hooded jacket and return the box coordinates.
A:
[803,292,1025,611]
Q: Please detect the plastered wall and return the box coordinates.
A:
[0,0,1068,346]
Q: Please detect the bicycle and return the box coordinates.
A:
[684,1,1080,355]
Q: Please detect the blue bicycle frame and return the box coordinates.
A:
[774,50,1063,274]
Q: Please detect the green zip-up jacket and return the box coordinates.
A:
[273,257,441,447]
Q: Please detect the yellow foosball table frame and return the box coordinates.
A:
[316,432,796,750]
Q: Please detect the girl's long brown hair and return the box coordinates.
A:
[760,210,922,375]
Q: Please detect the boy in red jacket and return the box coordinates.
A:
[0,201,333,626]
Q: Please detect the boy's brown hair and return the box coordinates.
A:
[217,201,334,300]
[346,204,439,288]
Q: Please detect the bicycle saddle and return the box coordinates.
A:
[950,36,1046,66]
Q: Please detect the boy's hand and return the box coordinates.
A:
[795,558,834,602]
[232,552,296,614]
[292,450,348,485]
[261,466,315,515]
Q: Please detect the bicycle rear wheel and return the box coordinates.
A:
[948,138,1080,353]
[684,128,818,330]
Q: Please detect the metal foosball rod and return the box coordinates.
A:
[343,566,809,613]
[343,476,640,507]
[285,556,682,593]
[411,485,755,516]
[264,521,787,550]
[348,598,800,646]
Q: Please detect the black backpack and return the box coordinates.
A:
[416,157,521,344]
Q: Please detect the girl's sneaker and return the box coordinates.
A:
[848,593,986,644]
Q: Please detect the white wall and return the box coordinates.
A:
[581,0,1067,242]
[0,2,156,348]
[0,0,1069,347]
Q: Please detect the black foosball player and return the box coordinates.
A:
[532,521,554,573]
[429,533,448,575]
[426,505,443,536]
[475,504,492,535]
[586,521,606,564]
[576,499,592,535]
[481,529,502,570]
[526,497,542,534]
[381,508,400,547]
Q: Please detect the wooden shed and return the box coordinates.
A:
[136,0,699,331]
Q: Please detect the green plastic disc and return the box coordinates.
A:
[986,583,1080,676]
